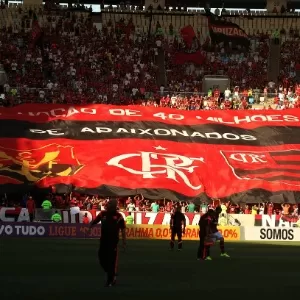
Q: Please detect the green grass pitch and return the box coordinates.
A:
[1,238,300,299]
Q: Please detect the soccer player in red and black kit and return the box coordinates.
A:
[89,200,126,287]
[206,206,230,259]
[197,209,213,260]
[170,206,186,250]
[198,207,230,260]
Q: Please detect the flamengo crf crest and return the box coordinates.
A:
[106,146,204,190]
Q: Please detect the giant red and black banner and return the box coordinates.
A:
[207,15,250,48]
[1,104,300,202]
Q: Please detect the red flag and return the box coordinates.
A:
[221,150,300,183]
[180,25,196,48]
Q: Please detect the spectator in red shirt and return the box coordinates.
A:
[214,88,220,98]
[244,205,251,214]
[26,196,36,222]
[82,213,90,224]
[267,203,274,215]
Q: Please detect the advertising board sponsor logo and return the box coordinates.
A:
[69,211,202,225]
[0,207,245,228]
[219,228,239,239]
[0,223,241,240]
[259,228,294,241]
[44,210,202,225]
[47,224,101,238]
[0,223,46,236]
[0,222,97,238]
[125,225,240,241]
[0,207,30,222]
[2,208,201,224]
[48,224,80,237]
[255,214,298,227]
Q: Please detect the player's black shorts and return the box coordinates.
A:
[171,227,182,239]
[171,227,182,234]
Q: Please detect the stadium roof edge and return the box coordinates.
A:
[88,0,268,8]
[75,0,300,9]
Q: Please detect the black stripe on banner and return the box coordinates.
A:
[235,171,300,181]
[0,119,300,146]
[271,150,300,156]
[235,168,300,176]
[275,161,300,165]
[0,170,28,183]
[258,176,300,181]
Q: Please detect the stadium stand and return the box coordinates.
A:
[165,34,269,91]
[280,39,300,86]
[0,4,300,108]
[0,5,161,106]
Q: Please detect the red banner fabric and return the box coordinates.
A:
[1,104,300,201]
[0,104,299,127]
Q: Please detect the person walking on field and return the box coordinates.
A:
[170,205,186,251]
[26,196,36,222]
[89,199,126,287]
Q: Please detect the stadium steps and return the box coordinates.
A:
[155,47,167,87]
[267,39,281,83]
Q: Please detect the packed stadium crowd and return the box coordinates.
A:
[0,4,299,110]
[0,6,159,106]
[165,33,270,90]
[2,191,299,216]
[74,196,299,216]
